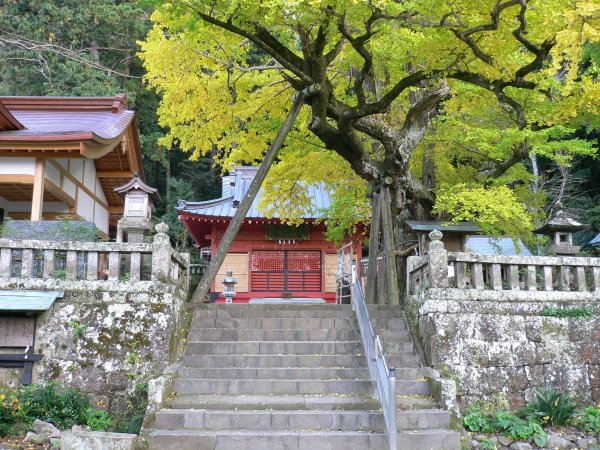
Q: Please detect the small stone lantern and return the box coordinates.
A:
[534,202,586,255]
[222,270,238,304]
[114,174,160,243]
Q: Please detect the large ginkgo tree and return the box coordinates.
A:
[140,0,599,244]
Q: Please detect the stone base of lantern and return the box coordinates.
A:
[116,217,153,243]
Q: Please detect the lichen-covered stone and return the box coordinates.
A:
[0,275,186,415]
[406,285,600,408]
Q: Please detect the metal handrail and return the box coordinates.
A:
[350,261,397,450]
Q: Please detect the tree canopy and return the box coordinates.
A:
[141,0,599,243]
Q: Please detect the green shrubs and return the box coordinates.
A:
[462,405,547,446]
[572,406,600,434]
[0,383,112,436]
[541,306,593,318]
[528,384,577,426]
[463,385,600,446]
[494,412,547,446]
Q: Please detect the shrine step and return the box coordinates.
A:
[171,378,431,396]
[183,340,362,355]
[148,429,461,450]
[166,393,380,411]
[154,408,451,431]
[181,354,367,368]
[177,366,436,380]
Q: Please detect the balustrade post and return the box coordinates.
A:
[490,263,502,290]
[108,252,120,281]
[427,230,448,288]
[507,265,520,290]
[130,252,142,282]
[66,250,78,280]
[151,222,172,283]
[180,252,190,292]
[86,252,98,281]
[21,249,34,278]
[527,265,537,291]
[472,263,484,290]
[593,267,600,292]
[43,250,55,278]
[0,248,12,278]
[542,266,553,291]
[560,265,571,291]
[574,266,587,291]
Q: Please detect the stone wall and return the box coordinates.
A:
[0,278,187,415]
[406,288,600,409]
[406,231,600,410]
[0,223,189,417]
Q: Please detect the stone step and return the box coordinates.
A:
[192,316,359,330]
[155,408,451,432]
[396,409,452,430]
[396,395,440,410]
[195,308,358,319]
[194,305,405,318]
[181,354,367,368]
[154,409,384,432]
[183,341,362,356]
[199,304,353,311]
[172,378,431,396]
[167,394,380,411]
[177,367,370,380]
[148,429,384,450]
[187,327,363,341]
[386,353,423,368]
[148,428,461,450]
[192,315,409,330]
[383,341,415,354]
[177,366,437,380]
[372,317,407,329]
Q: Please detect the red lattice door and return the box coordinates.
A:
[251,251,322,292]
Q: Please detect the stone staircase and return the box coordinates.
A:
[147,304,460,449]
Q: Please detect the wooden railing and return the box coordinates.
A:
[0,222,189,290]
[408,230,600,294]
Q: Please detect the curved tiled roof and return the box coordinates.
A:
[0,96,133,143]
[178,167,333,219]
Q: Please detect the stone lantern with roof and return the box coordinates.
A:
[114,174,160,243]
[534,202,586,255]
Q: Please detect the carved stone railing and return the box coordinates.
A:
[408,230,600,295]
[0,223,189,291]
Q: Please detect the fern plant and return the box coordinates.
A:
[528,384,577,426]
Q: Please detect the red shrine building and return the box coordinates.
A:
[178,166,363,303]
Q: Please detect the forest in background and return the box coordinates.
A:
[0,0,599,253]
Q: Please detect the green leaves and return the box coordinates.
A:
[528,385,577,427]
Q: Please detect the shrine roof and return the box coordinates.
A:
[406,221,482,233]
[0,95,133,143]
[465,236,533,256]
[177,166,333,219]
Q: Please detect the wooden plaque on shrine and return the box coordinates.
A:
[0,317,35,347]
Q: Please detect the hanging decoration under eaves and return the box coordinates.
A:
[265,223,310,241]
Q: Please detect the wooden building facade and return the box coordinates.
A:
[0,95,145,237]
[178,167,362,303]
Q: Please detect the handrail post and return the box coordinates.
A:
[388,367,397,450]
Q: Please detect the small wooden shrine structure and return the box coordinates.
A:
[178,167,363,303]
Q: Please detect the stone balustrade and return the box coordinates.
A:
[0,222,189,291]
[408,231,600,295]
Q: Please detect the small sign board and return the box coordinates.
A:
[0,317,35,347]
[265,223,310,241]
